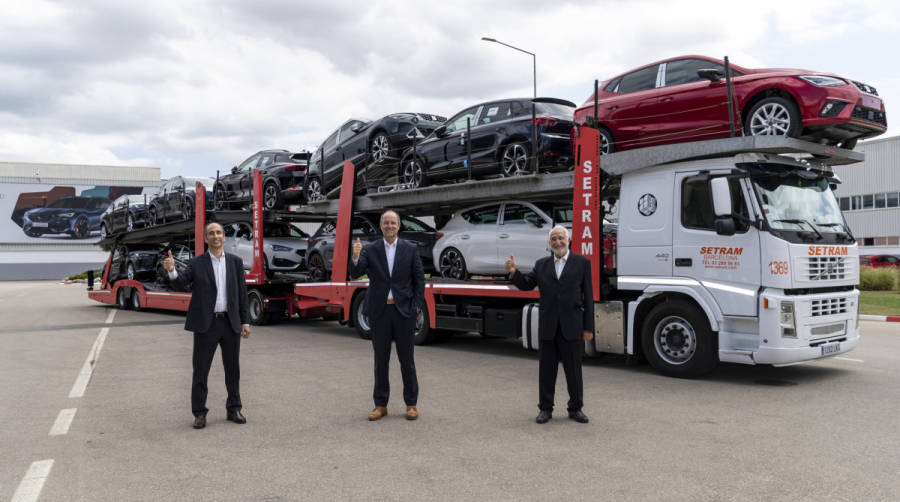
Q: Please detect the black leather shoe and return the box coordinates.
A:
[192,415,206,429]
[568,410,589,423]
[226,410,246,424]
[535,410,552,424]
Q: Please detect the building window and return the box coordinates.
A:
[888,237,900,246]
[852,195,862,210]
[863,237,874,246]
[862,195,874,209]
[875,237,888,246]
[888,192,899,208]
[875,193,887,208]
[839,197,850,211]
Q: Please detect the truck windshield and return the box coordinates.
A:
[751,172,847,233]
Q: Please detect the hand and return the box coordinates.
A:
[352,237,362,260]
[583,330,593,342]
[504,255,516,275]
[241,325,251,338]
[163,250,175,272]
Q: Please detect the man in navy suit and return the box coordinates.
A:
[163,222,250,429]
[506,225,594,424]
[351,210,425,421]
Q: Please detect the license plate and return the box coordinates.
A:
[821,342,841,356]
[861,95,881,109]
[31,222,48,227]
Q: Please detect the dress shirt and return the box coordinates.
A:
[554,251,569,279]
[352,238,398,300]
[168,251,228,312]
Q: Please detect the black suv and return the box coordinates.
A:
[148,176,214,225]
[306,113,446,200]
[394,98,575,188]
[215,149,312,210]
[305,214,437,281]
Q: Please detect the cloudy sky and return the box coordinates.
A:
[1,0,897,179]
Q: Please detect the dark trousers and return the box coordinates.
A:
[538,325,584,412]
[192,317,241,416]
[371,304,418,407]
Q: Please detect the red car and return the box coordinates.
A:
[860,255,900,267]
[574,55,887,154]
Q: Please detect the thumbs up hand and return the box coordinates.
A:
[352,237,363,260]
[163,249,175,272]
[505,255,516,275]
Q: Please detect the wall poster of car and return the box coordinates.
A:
[1,183,154,243]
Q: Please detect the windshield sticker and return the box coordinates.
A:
[808,246,848,256]
[700,246,743,270]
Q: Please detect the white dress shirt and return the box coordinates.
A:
[554,251,569,279]
[352,238,398,300]
[168,251,228,311]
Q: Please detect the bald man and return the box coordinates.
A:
[506,225,594,424]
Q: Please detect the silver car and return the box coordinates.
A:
[223,222,309,276]
[432,201,575,280]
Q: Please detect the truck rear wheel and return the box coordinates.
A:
[641,299,717,378]
[351,292,372,340]
[117,287,130,309]
[248,289,272,325]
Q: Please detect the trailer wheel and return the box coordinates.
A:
[130,290,142,311]
[413,306,438,345]
[117,287,130,309]
[351,292,372,340]
[248,289,272,325]
[641,300,717,378]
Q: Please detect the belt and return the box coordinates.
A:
[386,299,395,304]
[214,312,228,318]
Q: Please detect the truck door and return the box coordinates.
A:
[672,172,760,316]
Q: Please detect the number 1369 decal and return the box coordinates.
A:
[769,261,789,275]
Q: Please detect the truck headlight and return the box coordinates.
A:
[780,301,797,337]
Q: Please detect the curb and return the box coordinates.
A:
[859,314,900,322]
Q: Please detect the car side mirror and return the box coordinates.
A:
[697,69,723,82]
[434,125,447,137]
[525,215,544,228]
[350,123,362,133]
[715,217,736,236]
[231,166,239,174]
[711,177,733,217]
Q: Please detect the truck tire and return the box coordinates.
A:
[130,290,142,311]
[641,299,717,378]
[351,292,372,340]
[413,306,436,345]
[248,289,272,325]
[117,287,130,310]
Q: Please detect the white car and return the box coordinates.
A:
[223,222,309,277]
[433,201,575,279]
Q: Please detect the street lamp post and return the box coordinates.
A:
[481,37,538,174]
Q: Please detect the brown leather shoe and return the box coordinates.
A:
[406,405,418,420]
[368,406,387,421]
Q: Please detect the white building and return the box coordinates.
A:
[0,161,161,280]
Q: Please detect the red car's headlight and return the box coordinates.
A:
[798,75,847,87]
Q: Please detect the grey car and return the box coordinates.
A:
[223,222,310,277]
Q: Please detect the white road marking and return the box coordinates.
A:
[11,459,54,502]
[49,408,77,436]
[105,309,116,324]
[68,327,109,398]
[834,356,864,363]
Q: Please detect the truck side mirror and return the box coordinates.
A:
[710,177,732,217]
[697,69,722,82]
[715,217,736,236]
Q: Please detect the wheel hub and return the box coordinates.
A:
[654,316,697,365]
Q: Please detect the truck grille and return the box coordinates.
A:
[850,105,887,127]
[810,298,848,317]
[850,80,878,96]
[805,257,847,280]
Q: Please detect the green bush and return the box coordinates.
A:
[859,266,897,291]
[66,269,103,281]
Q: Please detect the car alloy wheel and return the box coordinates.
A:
[148,207,157,227]
[598,127,614,155]
[439,247,468,280]
[182,200,193,220]
[401,159,425,188]
[307,253,327,282]
[127,214,135,231]
[127,263,136,281]
[305,177,322,202]
[746,97,800,137]
[370,133,390,164]
[263,182,281,210]
[501,142,529,177]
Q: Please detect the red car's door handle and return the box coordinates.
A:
[659,97,674,103]
[607,105,619,110]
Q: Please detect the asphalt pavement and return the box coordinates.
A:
[1,281,899,501]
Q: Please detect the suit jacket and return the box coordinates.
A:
[169,252,249,335]
[350,238,425,320]
[511,252,594,341]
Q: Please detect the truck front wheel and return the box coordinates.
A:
[641,300,717,378]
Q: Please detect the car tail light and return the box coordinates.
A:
[307,238,312,248]
[435,232,444,241]
[531,116,557,127]
[284,164,306,172]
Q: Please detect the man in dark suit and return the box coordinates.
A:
[163,222,250,429]
[350,210,425,421]
[506,225,594,424]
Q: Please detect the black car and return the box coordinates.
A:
[155,242,194,289]
[148,176,215,225]
[305,214,437,281]
[394,98,576,188]
[22,196,111,238]
[108,243,162,283]
[306,113,446,200]
[215,150,312,210]
[100,194,151,238]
